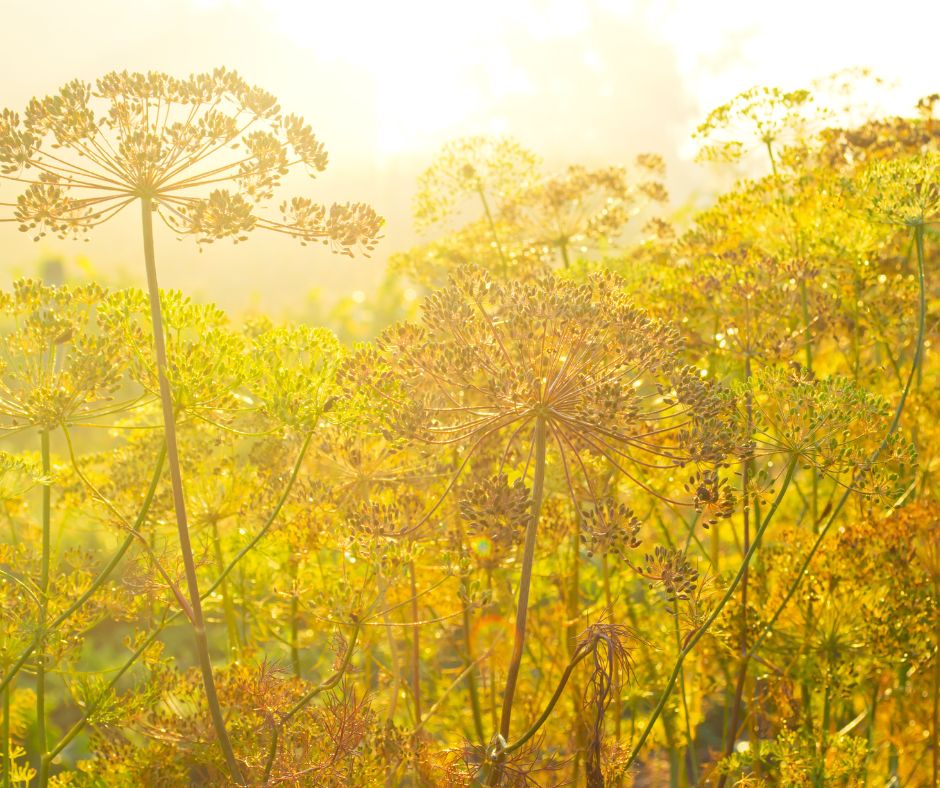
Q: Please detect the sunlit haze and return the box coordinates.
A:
[2,0,937,312]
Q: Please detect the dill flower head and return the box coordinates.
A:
[413,135,539,230]
[0,452,46,504]
[248,323,343,433]
[695,85,815,164]
[459,474,530,565]
[0,69,382,253]
[99,289,247,416]
[0,279,127,431]
[853,151,940,226]
[502,157,668,266]
[745,365,916,500]
[371,265,735,509]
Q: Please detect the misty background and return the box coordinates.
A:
[1,0,936,316]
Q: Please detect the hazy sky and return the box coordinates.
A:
[1,0,937,314]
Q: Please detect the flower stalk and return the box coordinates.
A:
[140,195,244,784]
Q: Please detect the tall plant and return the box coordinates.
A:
[0,69,382,782]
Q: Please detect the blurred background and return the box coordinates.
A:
[1,0,937,315]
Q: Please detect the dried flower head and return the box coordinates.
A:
[643,545,699,602]
[371,266,734,524]
[459,474,530,564]
[580,500,642,558]
[0,69,382,252]
[577,622,639,787]
[684,468,736,528]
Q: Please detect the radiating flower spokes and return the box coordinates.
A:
[0,279,131,433]
[743,366,916,500]
[501,157,668,268]
[0,69,382,254]
[365,266,735,537]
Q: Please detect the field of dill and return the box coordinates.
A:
[0,71,937,787]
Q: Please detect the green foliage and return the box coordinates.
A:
[0,69,938,788]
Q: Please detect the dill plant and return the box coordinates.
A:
[0,69,381,783]
[358,265,736,782]
[0,67,936,786]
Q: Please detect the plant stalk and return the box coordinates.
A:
[2,680,10,788]
[478,187,509,278]
[36,429,50,787]
[139,196,244,784]
[625,456,797,769]
[498,416,547,740]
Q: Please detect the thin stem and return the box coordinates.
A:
[719,351,753,788]
[379,574,404,725]
[457,514,487,743]
[745,221,927,660]
[675,612,698,784]
[210,518,242,657]
[139,196,244,785]
[462,595,487,743]
[498,416,547,740]
[409,560,422,724]
[2,679,9,788]
[478,187,509,278]
[625,456,797,769]
[566,521,586,784]
[0,446,166,698]
[505,643,591,756]
[36,429,50,787]
[289,557,302,679]
[932,583,939,788]
[261,621,362,783]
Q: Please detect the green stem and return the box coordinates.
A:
[745,223,927,660]
[864,681,879,785]
[37,429,50,787]
[914,223,927,388]
[932,586,939,788]
[0,446,166,698]
[817,680,831,786]
[718,351,754,788]
[560,241,571,270]
[498,417,547,741]
[462,603,487,743]
[503,643,591,757]
[478,188,509,278]
[409,561,421,724]
[378,573,403,725]
[139,196,244,785]
[800,279,814,374]
[567,521,585,782]
[625,456,797,770]
[2,681,10,788]
[675,613,697,784]
[262,621,361,782]
[210,519,242,656]
[289,557,301,678]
